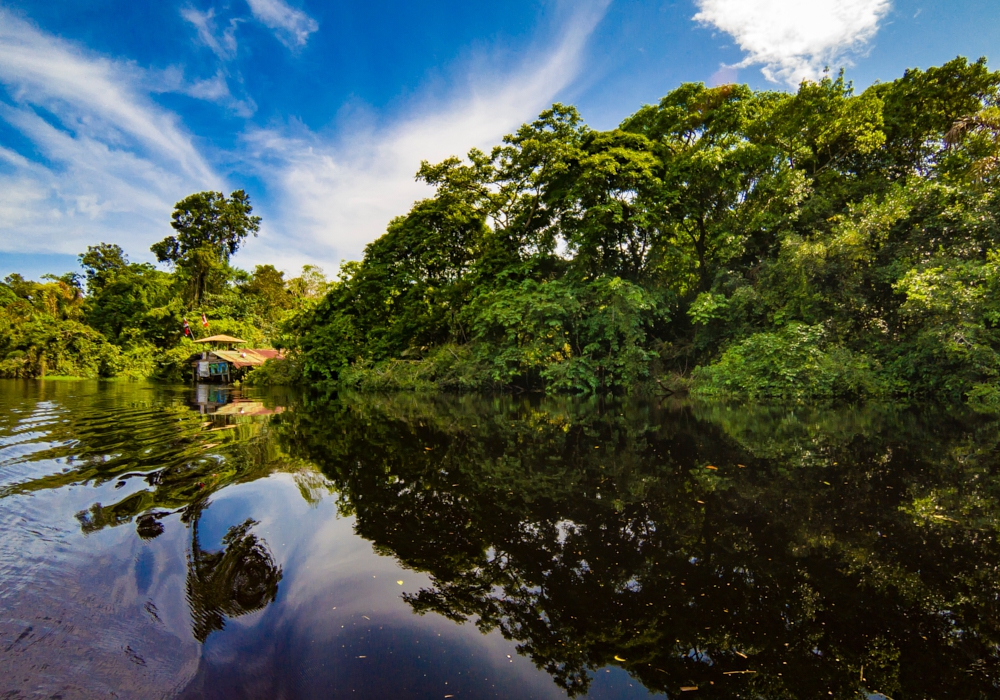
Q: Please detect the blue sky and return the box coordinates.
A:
[1,0,998,280]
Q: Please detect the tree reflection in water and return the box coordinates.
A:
[77,492,283,644]
[276,394,1000,699]
[16,384,297,646]
[185,513,282,643]
[9,381,1000,698]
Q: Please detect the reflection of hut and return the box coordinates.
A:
[192,384,231,413]
[213,400,284,417]
[191,335,283,383]
[189,385,285,416]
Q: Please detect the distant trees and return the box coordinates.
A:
[7,57,1000,401]
[0,188,330,380]
[79,243,129,295]
[0,272,117,378]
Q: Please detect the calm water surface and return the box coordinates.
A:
[2,380,999,699]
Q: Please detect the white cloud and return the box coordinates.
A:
[157,67,257,117]
[180,6,240,61]
[245,0,318,49]
[693,0,892,86]
[185,70,231,102]
[0,1,605,274]
[235,2,609,273]
[176,8,255,116]
[189,75,256,118]
[0,9,221,257]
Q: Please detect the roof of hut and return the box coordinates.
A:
[211,348,284,368]
[194,334,246,344]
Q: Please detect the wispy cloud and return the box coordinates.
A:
[0,1,604,274]
[174,68,256,117]
[238,1,609,273]
[181,6,240,61]
[177,6,255,115]
[694,0,892,86]
[245,0,319,49]
[0,8,221,257]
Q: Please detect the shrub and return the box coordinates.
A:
[469,277,663,393]
[967,382,1000,412]
[338,344,493,392]
[692,323,887,399]
[153,340,201,382]
[244,357,303,386]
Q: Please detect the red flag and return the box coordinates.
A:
[183,318,191,337]
[201,312,209,329]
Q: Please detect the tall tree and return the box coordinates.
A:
[79,243,129,296]
[151,190,261,305]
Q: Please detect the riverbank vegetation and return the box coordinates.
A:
[0,190,328,381]
[284,57,1000,404]
[6,57,1000,403]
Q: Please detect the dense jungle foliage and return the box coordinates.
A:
[0,190,329,381]
[8,58,1000,402]
[284,57,1000,403]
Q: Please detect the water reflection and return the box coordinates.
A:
[2,381,1000,699]
[186,514,282,643]
[276,395,1000,699]
[1,381,298,645]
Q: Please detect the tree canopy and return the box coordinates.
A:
[151,189,261,305]
[287,57,1000,404]
[6,57,1000,405]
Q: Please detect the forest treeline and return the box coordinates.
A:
[285,57,1000,405]
[0,190,328,381]
[6,57,1000,403]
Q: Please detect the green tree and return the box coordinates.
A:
[151,190,261,305]
[285,265,329,303]
[0,273,119,378]
[79,243,129,295]
[244,264,292,318]
[84,263,178,346]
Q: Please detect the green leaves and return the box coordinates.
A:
[873,57,999,177]
[692,323,886,399]
[687,292,729,326]
[278,60,1000,401]
[155,189,261,264]
[151,190,261,306]
[467,277,662,393]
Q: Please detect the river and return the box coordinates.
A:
[1,380,997,699]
